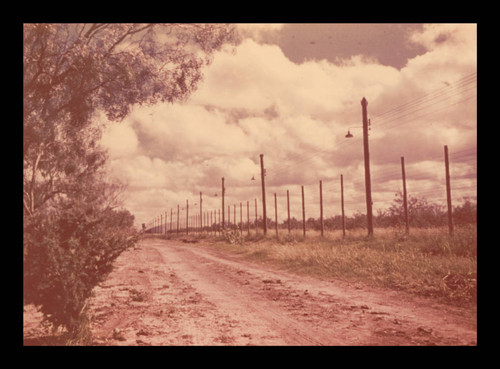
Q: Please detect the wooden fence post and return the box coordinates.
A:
[302,185,306,238]
[444,145,454,236]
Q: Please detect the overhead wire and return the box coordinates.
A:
[265,72,476,181]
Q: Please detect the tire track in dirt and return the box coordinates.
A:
[86,238,477,346]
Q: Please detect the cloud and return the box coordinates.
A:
[101,121,138,158]
[99,25,476,225]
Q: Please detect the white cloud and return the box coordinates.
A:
[101,121,138,158]
[100,25,476,226]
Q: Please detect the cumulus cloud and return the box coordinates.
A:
[100,24,476,225]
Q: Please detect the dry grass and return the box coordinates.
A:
[185,225,477,307]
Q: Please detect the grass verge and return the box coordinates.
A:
[172,225,477,307]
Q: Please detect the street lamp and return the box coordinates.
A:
[345,120,370,138]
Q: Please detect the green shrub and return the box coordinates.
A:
[23,202,138,338]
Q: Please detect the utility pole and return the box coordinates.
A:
[401,157,409,235]
[260,154,267,235]
[221,177,225,230]
[444,145,454,237]
[361,97,374,236]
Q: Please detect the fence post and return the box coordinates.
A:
[274,193,278,237]
[302,185,306,238]
[287,190,291,234]
[177,205,179,234]
[170,208,173,233]
[260,154,267,235]
[320,180,324,237]
[254,198,258,234]
[401,156,409,234]
[341,175,345,238]
[221,177,225,230]
[186,200,189,235]
[247,200,250,235]
[240,202,243,236]
[444,145,454,236]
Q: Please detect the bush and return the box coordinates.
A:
[221,228,244,245]
[23,201,138,337]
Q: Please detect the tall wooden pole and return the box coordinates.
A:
[254,198,257,233]
[287,189,291,234]
[221,177,225,230]
[274,193,278,237]
[186,200,189,235]
[301,185,306,238]
[401,157,409,235]
[177,205,179,234]
[361,97,374,236]
[341,175,346,238]
[320,180,324,237]
[444,145,454,236]
[260,154,267,235]
[247,200,250,235]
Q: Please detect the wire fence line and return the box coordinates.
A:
[144,74,476,237]
[144,142,476,237]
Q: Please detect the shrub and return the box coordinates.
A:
[23,202,138,338]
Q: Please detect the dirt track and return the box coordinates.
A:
[25,237,477,345]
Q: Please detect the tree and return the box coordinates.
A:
[24,23,238,217]
[387,191,446,228]
[23,23,238,338]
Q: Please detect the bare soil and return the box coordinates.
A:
[23,237,477,346]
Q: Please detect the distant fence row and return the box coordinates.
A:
[145,86,476,238]
[144,144,476,238]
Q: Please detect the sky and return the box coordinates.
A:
[99,23,477,229]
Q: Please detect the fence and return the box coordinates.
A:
[144,74,476,238]
[144,140,476,238]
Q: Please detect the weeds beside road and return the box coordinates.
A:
[160,225,477,308]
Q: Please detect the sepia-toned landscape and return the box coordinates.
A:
[23,23,476,346]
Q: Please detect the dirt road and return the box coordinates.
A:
[77,238,476,345]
